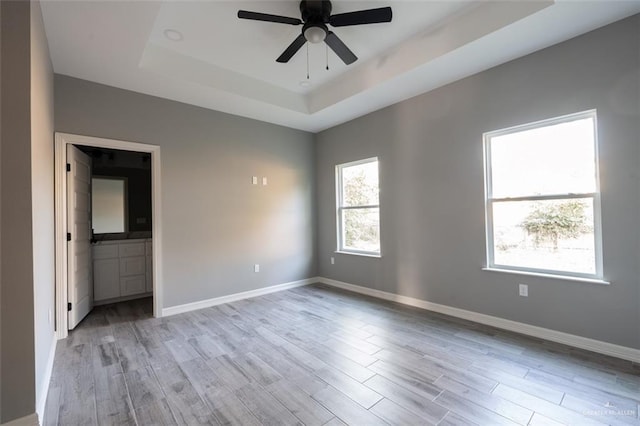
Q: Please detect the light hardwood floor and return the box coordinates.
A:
[44,283,640,425]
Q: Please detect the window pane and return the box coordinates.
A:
[341,161,379,207]
[490,117,596,198]
[492,198,595,274]
[342,208,380,253]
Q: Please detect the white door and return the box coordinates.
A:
[67,145,93,329]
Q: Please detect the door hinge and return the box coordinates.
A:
[66,163,71,172]
[67,302,72,311]
[67,233,71,242]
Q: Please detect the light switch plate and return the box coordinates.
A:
[254,264,260,273]
[252,176,258,185]
[262,177,268,186]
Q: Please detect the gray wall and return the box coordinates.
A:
[55,76,317,308]
[316,15,640,349]
[1,1,36,422]
[31,0,55,418]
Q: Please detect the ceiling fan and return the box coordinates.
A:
[237,1,392,65]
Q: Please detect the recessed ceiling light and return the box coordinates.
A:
[164,29,183,42]
[299,81,311,88]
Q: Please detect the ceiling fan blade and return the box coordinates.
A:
[325,31,357,65]
[276,34,307,63]
[329,7,392,27]
[238,10,302,25]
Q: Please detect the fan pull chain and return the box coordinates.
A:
[306,44,310,80]
[326,44,329,70]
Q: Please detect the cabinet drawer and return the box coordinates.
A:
[119,256,145,276]
[120,275,146,296]
[93,244,119,260]
[119,242,145,257]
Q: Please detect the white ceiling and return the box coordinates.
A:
[41,1,640,133]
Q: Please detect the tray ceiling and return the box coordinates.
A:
[41,1,640,132]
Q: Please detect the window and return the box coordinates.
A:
[484,110,603,279]
[336,158,380,255]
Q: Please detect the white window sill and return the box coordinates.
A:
[482,267,609,285]
[335,251,381,259]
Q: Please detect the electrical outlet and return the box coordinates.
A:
[519,284,528,297]
[254,264,260,273]
[330,257,335,265]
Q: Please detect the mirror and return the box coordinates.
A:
[92,177,127,233]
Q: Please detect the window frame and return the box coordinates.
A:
[483,110,604,280]
[336,157,381,257]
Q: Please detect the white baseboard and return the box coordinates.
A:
[159,275,640,363]
[162,277,319,317]
[1,413,39,426]
[36,336,57,423]
[318,277,640,364]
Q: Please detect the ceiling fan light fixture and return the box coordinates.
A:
[304,25,326,44]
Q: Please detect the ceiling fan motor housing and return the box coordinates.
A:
[300,1,332,24]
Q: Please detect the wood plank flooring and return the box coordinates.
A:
[44,284,640,425]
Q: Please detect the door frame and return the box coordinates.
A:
[54,132,163,339]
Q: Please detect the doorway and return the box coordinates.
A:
[54,133,162,339]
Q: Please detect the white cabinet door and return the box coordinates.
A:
[120,275,146,296]
[120,256,145,276]
[94,258,120,301]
